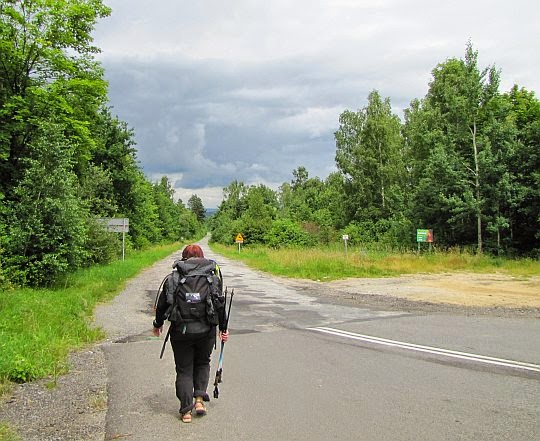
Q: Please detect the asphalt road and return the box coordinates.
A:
[101,238,540,441]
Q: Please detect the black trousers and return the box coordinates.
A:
[170,330,215,414]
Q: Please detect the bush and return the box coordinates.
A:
[210,215,242,245]
[240,216,272,244]
[342,218,415,250]
[341,221,377,245]
[265,219,313,248]
[83,219,123,265]
[378,217,415,249]
[4,125,90,286]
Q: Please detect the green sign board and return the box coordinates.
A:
[416,229,433,243]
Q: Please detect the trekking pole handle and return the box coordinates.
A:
[224,289,234,330]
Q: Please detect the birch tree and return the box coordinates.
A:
[335,90,405,223]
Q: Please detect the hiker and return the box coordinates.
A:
[152,244,229,423]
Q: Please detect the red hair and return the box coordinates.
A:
[182,244,204,259]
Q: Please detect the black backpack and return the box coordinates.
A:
[164,257,224,334]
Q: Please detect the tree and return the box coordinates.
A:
[188,194,206,223]
[335,90,405,223]
[429,43,500,252]
[407,42,502,252]
[239,185,277,243]
[153,176,180,241]
[0,0,111,195]
[220,180,248,219]
[90,108,139,213]
[291,166,309,190]
[209,181,248,244]
[320,172,347,230]
[5,123,90,285]
[0,0,212,287]
[500,86,540,254]
[210,182,277,244]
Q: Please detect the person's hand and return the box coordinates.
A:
[219,330,229,342]
[152,326,163,337]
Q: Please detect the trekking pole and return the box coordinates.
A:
[159,325,171,359]
[213,288,234,398]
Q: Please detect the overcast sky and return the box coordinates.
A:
[93,0,540,208]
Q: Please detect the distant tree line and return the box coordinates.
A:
[210,43,539,257]
[0,1,204,287]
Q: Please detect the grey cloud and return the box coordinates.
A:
[102,55,350,191]
[95,0,540,209]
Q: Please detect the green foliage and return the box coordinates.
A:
[341,218,413,249]
[0,0,111,193]
[211,182,277,244]
[209,212,241,245]
[335,90,405,223]
[239,185,277,243]
[151,178,205,242]
[84,219,122,264]
[0,2,206,288]
[0,242,183,384]
[153,177,178,240]
[265,219,313,248]
[499,86,540,255]
[4,123,90,285]
[1,5,538,295]
[402,43,539,255]
[188,194,206,223]
[342,221,378,245]
[374,217,416,249]
[0,423,21,441]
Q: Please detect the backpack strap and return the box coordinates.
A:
[166,271,179,305]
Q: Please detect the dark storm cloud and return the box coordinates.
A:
[102,55,345,190]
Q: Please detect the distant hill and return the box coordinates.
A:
[205,208,218,218]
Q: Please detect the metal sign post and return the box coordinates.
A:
[342,234,349,258]
[97,218,130,260]
[235,233,244,253]
[122,218,126,261]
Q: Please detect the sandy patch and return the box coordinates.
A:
[325,272,540,308]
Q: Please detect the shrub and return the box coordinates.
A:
[265,219,313,248]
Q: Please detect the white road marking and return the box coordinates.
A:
[308,326,540,373]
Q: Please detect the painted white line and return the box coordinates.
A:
[308,326,540,373]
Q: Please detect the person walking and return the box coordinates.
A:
[152,244,229,423]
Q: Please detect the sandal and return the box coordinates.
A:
[181,412,192,423]
[194,399,207,416]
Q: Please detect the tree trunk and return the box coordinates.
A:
[378,140,385,209]
[471,122,483,254]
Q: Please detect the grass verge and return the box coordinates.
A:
[0,422,21,441]
[210,243,540,280]
[0,242,183,388]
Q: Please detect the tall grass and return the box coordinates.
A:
[210,243,540,280]
[0,242,183,385]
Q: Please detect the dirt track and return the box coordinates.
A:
[325,272,540,308]
[282,272,540,318]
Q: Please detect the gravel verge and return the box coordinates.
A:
[0,348,107,441]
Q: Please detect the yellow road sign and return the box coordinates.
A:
[235,233,244,243]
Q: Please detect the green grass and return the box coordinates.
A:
[0,242,184,386]
[210,243,540,280]
[0,423,21,441]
